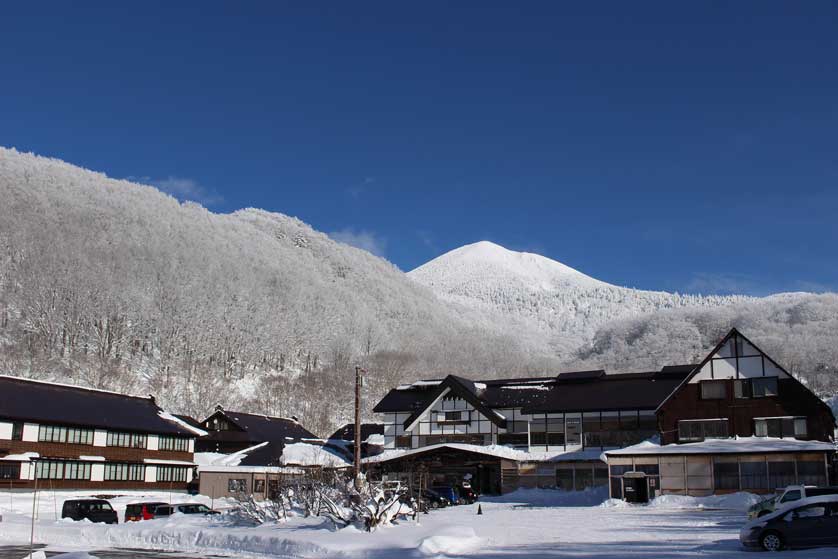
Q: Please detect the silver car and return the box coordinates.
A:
[740,495,838,551]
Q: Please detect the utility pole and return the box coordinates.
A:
[354,366,366,490]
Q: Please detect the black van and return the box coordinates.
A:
[61,499,118,524]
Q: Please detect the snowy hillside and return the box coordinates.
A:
[0,147,526,433]
[1,147,836,434]
[409,241,750,355]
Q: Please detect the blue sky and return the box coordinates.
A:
[1,2,836,295]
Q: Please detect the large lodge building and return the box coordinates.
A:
[366,329,837,501]
[0,376,205,490]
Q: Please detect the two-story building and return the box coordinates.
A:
[365,329,836,499]
[0,376,205,491]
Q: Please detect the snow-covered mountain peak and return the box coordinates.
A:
[409,240,605,293]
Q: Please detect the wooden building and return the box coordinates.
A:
[196,406,316,454]
[0,376,204,491]
[367,329,836,498]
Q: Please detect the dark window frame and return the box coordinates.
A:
[699,380,727,400]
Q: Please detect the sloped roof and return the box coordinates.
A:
[373,367,695,416]
[0,375,194,436]
[206,409,317,442]
[328,423,384,443]
[522,370,691,413]
[400,375,508,430]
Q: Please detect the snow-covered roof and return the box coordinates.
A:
[363,443,605,465]
[0,452,39,462]
[604,436,836,457]
[158,411,208,437]
[280,442,352,468]
[195,442,269,468]
[143,458,195,466]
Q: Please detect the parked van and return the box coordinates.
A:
[61,499,118,524]
[748,486,838,519]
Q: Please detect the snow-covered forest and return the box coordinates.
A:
[1,147,836,435]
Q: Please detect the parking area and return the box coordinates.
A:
[0,546,230,559]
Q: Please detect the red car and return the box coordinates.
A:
[124,501,167,522]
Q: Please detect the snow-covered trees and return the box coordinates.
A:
[0,147,836,436]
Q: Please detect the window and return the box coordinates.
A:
[39,425,94,445]
[678,419,728,442]
[713,461,739,490]
[35,460,91,480]
[0,463,20,480]
[768,462,795,489]
[106,432,147,449]
[438,411,463,422]
[156,466,188,482]
[395,435,411,448]
[734,379,752,399]
[556,469,573,491]
[565,418,580,445]
[751,377,778,398]
[254,479,265,493]
[208,417,231,431]
[11,422,23,441]
[797,460,827,486]
[791,504,827,519]
[38,425,65,443]
[740,462,768,490]
[779,489,801,504]
[700,380,727,400]
[104,463,145,481]
[574,467,594,491]
[158,436,189,452]
[498,433,528,447]
[228,478,247,492]
[754,417,806,439]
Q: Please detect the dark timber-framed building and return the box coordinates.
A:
[0,376,205,490]
[365,329,836,500]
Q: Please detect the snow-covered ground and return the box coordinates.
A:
[1,488,834,558]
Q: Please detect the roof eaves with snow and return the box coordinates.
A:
[604,436,836,457]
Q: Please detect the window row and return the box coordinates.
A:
[700,377,778,400]
[677,417,807,442]
[38,425,94,445]
[754,417,807,438]
[104,463,146,481]
[158,436,190,452]
[35,460,92,480]
[713,460,826,490]
[156,465,189,482]
[678,419,729,442]
[106,431,148,449]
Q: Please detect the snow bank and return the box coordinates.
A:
[600,491,763,512]
[484,486,609,507]
[418,526,482,556]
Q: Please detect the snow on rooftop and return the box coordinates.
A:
[396,379,444,390]
[143,458,195,466]
[0,451,39,462]
[280,442,351,468]
[473,382,486,390]
[501,384,550,390]
[195,442,269,468]
[158,411,208,437]
[363,443,604,465]
[604,436,836,457]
